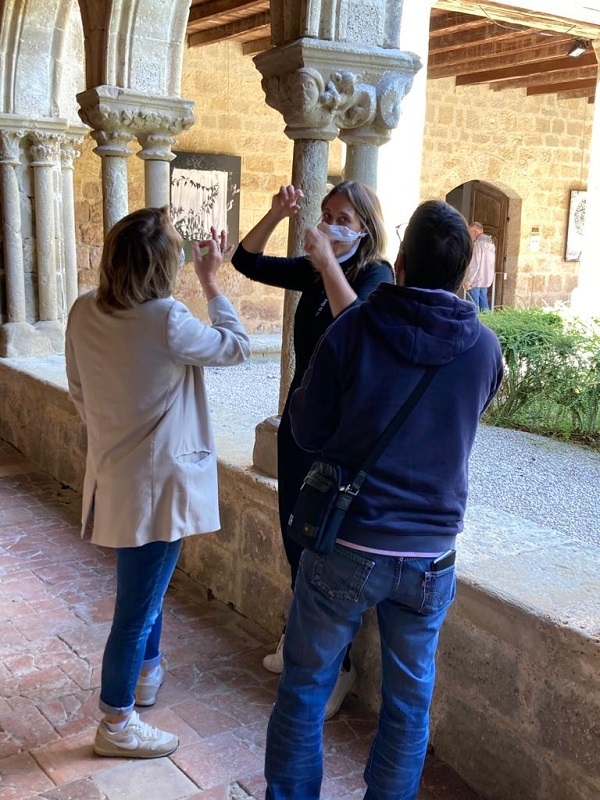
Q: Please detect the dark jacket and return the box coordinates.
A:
[289,283,504,553]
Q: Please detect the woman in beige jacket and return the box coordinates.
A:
[65,206,250,759]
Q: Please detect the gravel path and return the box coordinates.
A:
[205,357,599,547]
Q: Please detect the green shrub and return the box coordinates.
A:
[481,308,600,445]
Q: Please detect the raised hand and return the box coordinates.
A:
[270,185,304,221]
[304,225,337,274]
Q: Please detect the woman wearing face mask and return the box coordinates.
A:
[66,207,250,759]
[231,181,393,716]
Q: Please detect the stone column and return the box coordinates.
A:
[77,88,134,234]
[60,132,85,311]
[135,98,194,208]
[341,128,387,188]
[29,133,61,323]
[138,133,176,208]
[90,129,132,234]
[572,40,600,317]
[251,39,422,475]
[0,129,26,323]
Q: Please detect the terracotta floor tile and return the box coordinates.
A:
[41,776,109,799]
[170,697,243,739]
[0,751,56,794]
[31,728,122,785]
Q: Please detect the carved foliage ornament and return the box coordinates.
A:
[78,102,195,138]
[262,67,413,136]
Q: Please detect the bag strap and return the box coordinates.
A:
[341,366,438,501]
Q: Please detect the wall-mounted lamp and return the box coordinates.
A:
[567,40,589,58]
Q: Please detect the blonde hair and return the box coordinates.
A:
[321,181,388,280]
[96,206,180,314]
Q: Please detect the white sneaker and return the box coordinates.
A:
[135,660,165,707]
[325,664,357,720]
[263,634,285,673]
[94,710,178,758]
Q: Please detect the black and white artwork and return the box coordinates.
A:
[565,189,586,262]
[170,152,241,260]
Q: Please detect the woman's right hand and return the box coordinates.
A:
[270,185,304,221]
[193,228,225,300]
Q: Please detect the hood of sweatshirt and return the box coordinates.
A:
[360,283,481,366]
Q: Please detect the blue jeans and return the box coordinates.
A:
[99,538,182,716]
[467,286,489,311]
[264,545,456,800]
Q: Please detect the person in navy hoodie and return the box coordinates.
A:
[264,200,504,800]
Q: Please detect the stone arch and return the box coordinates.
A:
[77,0,190,95]
[0,0,84,119]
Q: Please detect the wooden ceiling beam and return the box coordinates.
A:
[429,11,489,36]
[187,0,267,32]
[429,21,531,55]
[455,52,597,86]
[491,65,597,91]
[188,12,270,46]
[242,36,271,56]
[434,0,600,40]
[527,77,597,96]
[427,34,571,69]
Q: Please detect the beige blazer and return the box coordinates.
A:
[65,291,250,548]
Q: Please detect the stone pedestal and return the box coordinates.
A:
[253,415,280,478]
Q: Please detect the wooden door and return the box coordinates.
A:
[469,182,509,308]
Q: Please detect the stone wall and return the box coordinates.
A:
[0,361,598,800]
[421,78,591,308]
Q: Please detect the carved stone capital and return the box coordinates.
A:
[60,133,85,169]
[137,132,177,162]
[90,129,133,159]
[0,130,24,164]
[254,39,421,141]
[77,86,195,142]
[29,132,61,166]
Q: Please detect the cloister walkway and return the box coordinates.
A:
[0,437,483,800]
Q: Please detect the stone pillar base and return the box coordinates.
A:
[0,320,64,357]
[253,415,280,478]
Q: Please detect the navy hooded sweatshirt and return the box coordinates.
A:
[289,283,504,554]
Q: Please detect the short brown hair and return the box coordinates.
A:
[97,206,180,313]
[321,181,388,279]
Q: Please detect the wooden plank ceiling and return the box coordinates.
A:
[186,0,599,101]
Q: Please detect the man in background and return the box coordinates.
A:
[464,221,496,311]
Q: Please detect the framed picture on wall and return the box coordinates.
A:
[565,189,586,262]
[170,152,241,260]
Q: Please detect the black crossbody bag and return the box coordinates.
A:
[287,366,438,555]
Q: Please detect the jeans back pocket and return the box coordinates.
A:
[420,565,456,615]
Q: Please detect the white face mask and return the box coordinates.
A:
[318,221,366,244]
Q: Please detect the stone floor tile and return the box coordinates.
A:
[91,757,198,800]
[171,732,263,790]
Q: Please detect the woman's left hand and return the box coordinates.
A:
[304,226,338,274]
